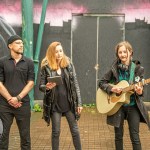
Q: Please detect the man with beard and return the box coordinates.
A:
[0,35,34,150]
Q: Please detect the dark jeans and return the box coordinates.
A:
[0,105,31,150]
[51,110,82,150]
[114,105,141,150]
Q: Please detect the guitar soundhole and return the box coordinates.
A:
[111,92,122,103]
[116,93,121,97]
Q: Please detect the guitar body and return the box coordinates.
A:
[96,80,134,116]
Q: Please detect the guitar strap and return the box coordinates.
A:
[129,62,136,84]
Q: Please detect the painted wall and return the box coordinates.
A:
[0,0,150,103]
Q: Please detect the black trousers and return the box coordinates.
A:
[0,104,31,150]
[51,110,82,150]
[114,105,141,150]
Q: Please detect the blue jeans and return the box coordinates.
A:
[114,105,141,150]
[51,110,82,150]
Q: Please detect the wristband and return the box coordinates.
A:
[16,95,22,102]
[7,98,12,102]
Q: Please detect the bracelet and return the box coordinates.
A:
[7,98,12,102]
[16,95,22,102]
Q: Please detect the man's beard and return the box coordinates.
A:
[15,51,23,55]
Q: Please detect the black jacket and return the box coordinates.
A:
[39,62,82,125]
[99,59,150,129]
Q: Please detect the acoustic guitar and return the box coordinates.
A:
[96,78,150,116]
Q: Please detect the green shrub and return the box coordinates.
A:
[33,103,42,112]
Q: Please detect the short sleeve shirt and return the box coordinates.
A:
[0,55,35,106]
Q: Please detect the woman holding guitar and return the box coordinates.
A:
[99,41,150,150]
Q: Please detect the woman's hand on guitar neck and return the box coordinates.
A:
[134,83,143,95]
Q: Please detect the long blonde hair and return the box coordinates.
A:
[41,41,70,70]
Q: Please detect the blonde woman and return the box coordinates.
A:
[39,41,82,150]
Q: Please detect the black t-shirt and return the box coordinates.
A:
[54,69,70,113]
[0,55,34,106]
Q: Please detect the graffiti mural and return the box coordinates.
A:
[117,1,150,23]
[0,0,150,26]
[0,17,17,56]
[0,0,150,101]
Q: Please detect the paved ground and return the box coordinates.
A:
[9,107,150,150]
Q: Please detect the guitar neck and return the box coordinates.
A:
[123,78,150,92]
